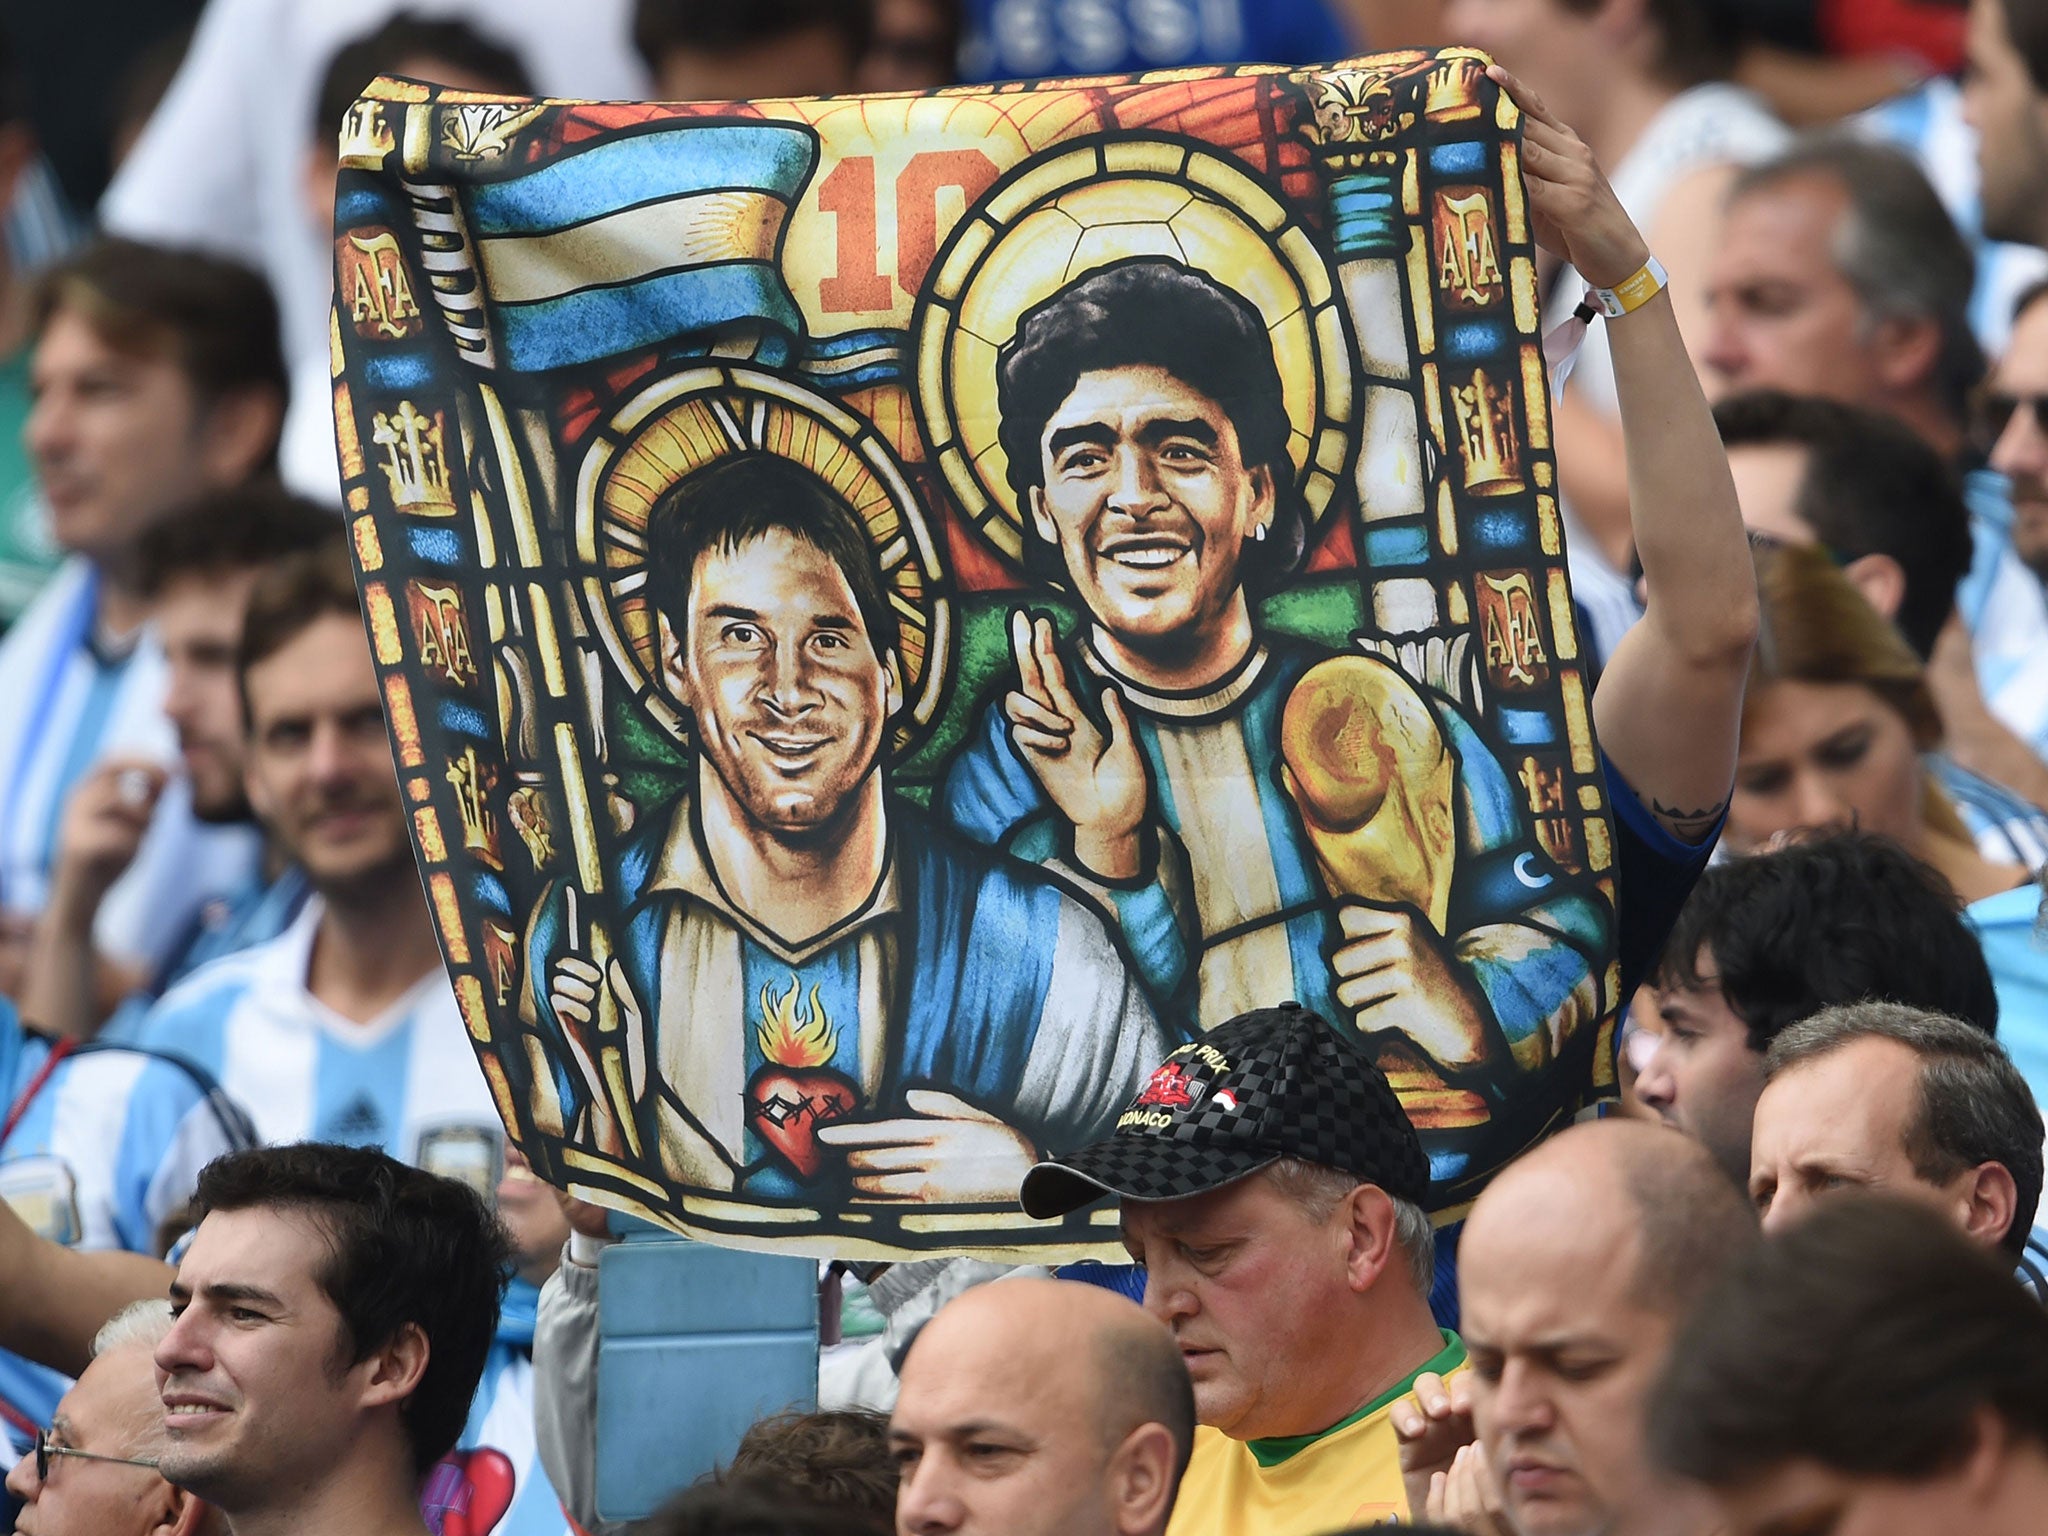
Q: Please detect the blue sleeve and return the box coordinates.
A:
[944,698,1196,1012]
[131,978,243,1081]
[0,999,22,1101]
[1603,751,1719,1002]
[108,1060,213,1253]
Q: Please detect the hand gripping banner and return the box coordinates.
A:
[332,49,1620,1261]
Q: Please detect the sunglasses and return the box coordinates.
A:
[33,1426,159,1482]
[1971,390,2048,452]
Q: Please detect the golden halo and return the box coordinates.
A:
[912,136,1355,564]
[572,363,952,758]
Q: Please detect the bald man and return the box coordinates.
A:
[889,1277,1194,1536]
[1397,1122,1759,1536]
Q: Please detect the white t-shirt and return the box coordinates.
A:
[1542,83,1790,662]
[100,0,650,388]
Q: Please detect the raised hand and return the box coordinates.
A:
[1489,63,1651,291]
[1332,902,1499,1076]
[816,1090,1039,1204]
[1393,1370,1479,1521]
[1429,1441,1513,1534]
[1001,609,1148,879]
[51,758,167,914]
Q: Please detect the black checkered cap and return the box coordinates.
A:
[1020,1001,1428,1218]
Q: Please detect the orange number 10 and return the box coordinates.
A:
[818,150,1001,315]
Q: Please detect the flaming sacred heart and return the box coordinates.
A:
[748,976,861,1180]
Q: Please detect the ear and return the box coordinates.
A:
[1106,1421,1179,1536]
[197,386,285,487]
[1339,1182,1402,1295]
[1840,553,1907,624]
[156,1481,216,1536]
[1957,1160,2020,1252]
[656,608,694,710]
[882,646,905,721]
[300,143,339,235]
[1957,1402,2012,1507]
[1869,313,1943,396]
[1244,462,1277,542]
[243,747,276,826]
[355,1320,431,1414]
[1028,484,1059,547]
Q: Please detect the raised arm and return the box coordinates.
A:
[1491,66,1759,845]
[0,1196,170,1378]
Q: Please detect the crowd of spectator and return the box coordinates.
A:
[0,0,2043,1534]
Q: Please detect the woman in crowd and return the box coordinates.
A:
[1726,540,2047,1071]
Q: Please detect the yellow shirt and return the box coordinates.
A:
[1166,1332,1468,1536]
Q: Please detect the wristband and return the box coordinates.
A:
[1591,255,1668,318]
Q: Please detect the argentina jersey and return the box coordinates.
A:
[132,899,506,1191]
[1955,471,2048,761]
[449,1281,571,1536]
[1932,755,2048,874]
[0,558,262,973]
[0,1000,253,1436]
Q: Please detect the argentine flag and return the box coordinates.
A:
[464,123,818,373]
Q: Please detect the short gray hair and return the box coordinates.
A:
[1264,1159,1436,1296]
[1767,1002,2044,1256]
[92,1299,175,1359]
[1730,137,1983,421]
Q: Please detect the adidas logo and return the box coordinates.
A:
[326,1095,386,1145]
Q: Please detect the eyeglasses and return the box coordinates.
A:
[1970,389,2048,452]
[33,1426,159,1482]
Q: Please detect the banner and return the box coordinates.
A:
[332,49,1619,1260]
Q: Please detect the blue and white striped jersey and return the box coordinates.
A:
[0,559,262,972]
[100,865,316,1046]
[1955,472,2048,763]
[133,898,505,1176]
[132,902,572,1532]
[0,1000,253,1435]
[1932,755,2048,874]
[461,1281,572,1536]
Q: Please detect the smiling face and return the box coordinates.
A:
[496,1146,571,1287]
[1029,364,1273,672]
[1727,680,1927,857]
[153,1207,365,1511]
[1461,1178,1687,1536]
[242,611,411,901]
[664,528,900,839]
[1986,296,2048,580]
[1120,1172,1359,1440]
